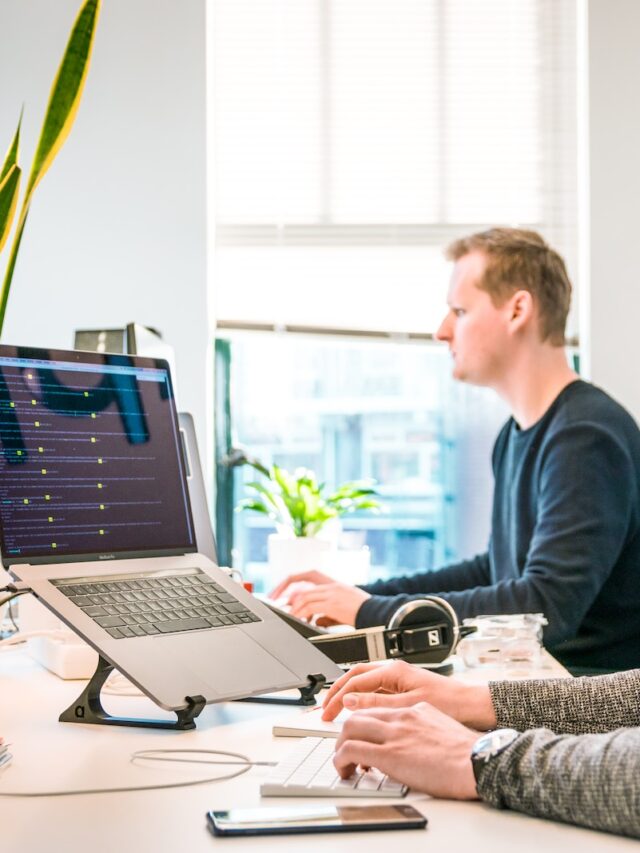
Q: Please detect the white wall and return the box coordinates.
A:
[582,0,640,420]
[0,0,210,459]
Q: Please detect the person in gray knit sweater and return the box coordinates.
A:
[321,660,640,839]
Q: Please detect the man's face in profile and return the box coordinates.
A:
[436,251,513,388]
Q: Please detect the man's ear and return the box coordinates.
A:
[507,289,534,333]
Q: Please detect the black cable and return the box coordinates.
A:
[0,590,30,609]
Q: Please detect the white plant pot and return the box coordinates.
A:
[267,534,335,588]
[266,534,371,589]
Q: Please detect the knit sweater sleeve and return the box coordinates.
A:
[477,727,640,839]
[355,553,491,628]
[488,669,640,734]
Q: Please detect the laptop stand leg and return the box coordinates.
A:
[236,673,326,706]
[59,654,206,730]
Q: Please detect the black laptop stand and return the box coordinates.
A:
[59,655,207,730]
[236,673,326,706]
[59,656,327,729]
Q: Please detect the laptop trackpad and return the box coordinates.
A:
[186,629,299,698]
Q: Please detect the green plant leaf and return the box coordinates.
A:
[272,464,297,500]
[244,457,271,478]
[0,0,101,337]
[245,480,280,509]
[0,115,21,183]
[0,164,21,254]
[236,499,271,515]
[25,0,101,201]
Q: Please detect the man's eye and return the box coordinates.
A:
[453,308,465,318]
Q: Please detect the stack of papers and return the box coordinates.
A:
[0,739,12,770]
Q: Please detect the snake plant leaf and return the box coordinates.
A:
[24,0,101,202]
[0,0,101,337]
[0,165,21,254]
[0,115,22,183]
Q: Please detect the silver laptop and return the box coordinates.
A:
[0,345,341,710]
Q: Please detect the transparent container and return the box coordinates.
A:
[457,613,548,668]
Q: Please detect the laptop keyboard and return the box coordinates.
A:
[54,568,261,639]
[261,737,408,798]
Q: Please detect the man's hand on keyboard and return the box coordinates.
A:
[322,659,497,731]
[333,701,479,800]
[269,572,370,627]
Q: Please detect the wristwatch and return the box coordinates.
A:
[470,728,520,785]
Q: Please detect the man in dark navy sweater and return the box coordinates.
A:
[271,228,640,672]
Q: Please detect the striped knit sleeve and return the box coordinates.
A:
[477,727,640,839]
[488,669,640,734]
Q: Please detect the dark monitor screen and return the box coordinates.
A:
[0,346,196,564]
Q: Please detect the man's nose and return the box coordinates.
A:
[435,315,451,341]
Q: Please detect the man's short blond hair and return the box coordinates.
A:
[445,228,571,346]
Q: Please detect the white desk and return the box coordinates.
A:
[0,650,636,853]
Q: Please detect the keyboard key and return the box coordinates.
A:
[95,615,126,628]
[356,769,386,791]
[154,617,211,634]
[380,778,406,793]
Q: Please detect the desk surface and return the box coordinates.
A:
[1,650,635,853]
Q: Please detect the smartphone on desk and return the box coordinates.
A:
[207,804,427,837]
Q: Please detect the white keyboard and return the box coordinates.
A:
[261,737,408,798]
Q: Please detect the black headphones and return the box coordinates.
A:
[310,594,475,672]
[386,596,475,669]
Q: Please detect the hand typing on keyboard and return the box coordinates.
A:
[261,737,407,798]
[333,702,479,800]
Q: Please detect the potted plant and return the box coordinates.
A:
[236,454,383,585]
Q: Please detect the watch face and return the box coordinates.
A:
[471,728,519,783]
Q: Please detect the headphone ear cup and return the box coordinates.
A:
[387,596,460,667]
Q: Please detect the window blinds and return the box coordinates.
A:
[211,0,578,335]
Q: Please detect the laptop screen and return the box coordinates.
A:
[0,345,196,564]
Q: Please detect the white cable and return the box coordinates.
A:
[132,748,276,768]
[0,749,277,798]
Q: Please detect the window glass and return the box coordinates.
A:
[225,334,508,592]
